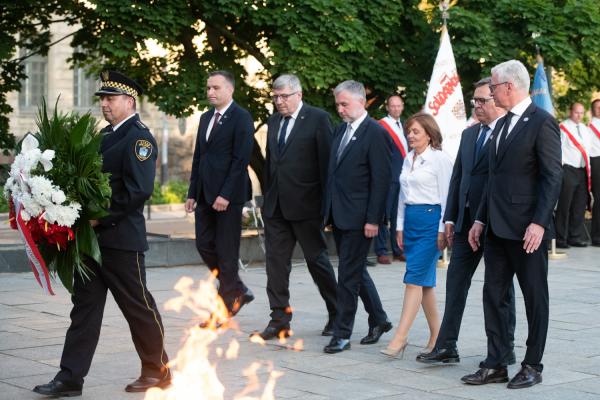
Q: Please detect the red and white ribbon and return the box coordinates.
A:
[13,199,54,295]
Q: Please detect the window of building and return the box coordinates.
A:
[73,67,97,109]
[18,49,48,110]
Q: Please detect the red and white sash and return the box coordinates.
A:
[379,119,406,157]
[14,199,54,295]
[560,123,591,192]
[589,121,600,142]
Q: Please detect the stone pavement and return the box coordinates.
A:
[1,247,600,399]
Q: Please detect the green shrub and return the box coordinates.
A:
[151,180,188,204]
[0,186,8,213]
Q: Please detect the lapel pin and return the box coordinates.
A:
[524,117,529,122]
[351,136,357,141]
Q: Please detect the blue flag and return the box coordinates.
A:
[531,59,554,116]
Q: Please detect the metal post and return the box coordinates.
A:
[548,238,567,260]
[160,113,169,185]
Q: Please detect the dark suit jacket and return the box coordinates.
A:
[476,103,562,240]
[263,103,333,220]
[444,123,492,233]
[96,114,157,252]
[323,116,392,230]
[187,101,254,205]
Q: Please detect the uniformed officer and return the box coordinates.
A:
[34,71,170,397]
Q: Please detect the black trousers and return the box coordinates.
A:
[264,202,337,326]
[436,211,516,352]
[591,157,600,243]
[56,248,169,385]
[195,197,247,310]
[555,165,588,244]
[332,226,388,339]
[375,182,403,257]
[482,229,549,371]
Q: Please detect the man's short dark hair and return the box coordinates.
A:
[208,70,235,88]
[591,98,600,109]
[474,77,491,88]
[386,94,403,104]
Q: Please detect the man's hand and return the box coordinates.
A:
[445,223,455,248]
[185,198,197,213]
[437,232,447,251]
[523,223,545,253]
[89,219,99,228]
[396,230,403,250]
[468,222,484,252]
[364,223,378,238]
[212,196,230,212]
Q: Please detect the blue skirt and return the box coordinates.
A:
[403,204,441,287]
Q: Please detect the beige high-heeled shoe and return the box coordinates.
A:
[380,342,408,359]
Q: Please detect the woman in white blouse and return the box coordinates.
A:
[381,112,453,358]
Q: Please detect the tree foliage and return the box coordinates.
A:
[2,0,600,158]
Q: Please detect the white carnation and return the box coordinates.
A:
[51,190,66,204]
[20,208,32,221]
[19,192,43,218]
[28,176,56,207]
[44,202,81,227]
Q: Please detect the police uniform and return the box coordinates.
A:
[50,72,169,392]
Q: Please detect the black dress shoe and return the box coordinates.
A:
[360,321,392,344]
[507,364,542,389]
[321,319,334,336]
[323,337,351,353]
[33,379,82,397]
[568,241,588,247]
[416,347,460,364]
[591,241,600,247]
[125,375,172,392]
[555,241,570,249]
[251,324,291,340]
[230,288,255,316]
[461,367,508,385]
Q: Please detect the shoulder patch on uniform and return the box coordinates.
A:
[135,139,153,161]
[136,120,148,130]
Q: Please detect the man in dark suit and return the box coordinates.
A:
[252,74,338,340]
[464,60,562,389]
[34,71,170,397]
[374,94,408,264]
[322,80,392,354]
[185,70,255,321]
[417,78,516,365]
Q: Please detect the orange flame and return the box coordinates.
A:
[145,275,282,400]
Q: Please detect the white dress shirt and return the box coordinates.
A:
[112,113,137,131]
[277,101,303,143]
[206,100,233,140]
[496,97,532,151]
[381,115,408,154]
[560,118,592,168]
[397,146,453,232]
[589,117,600,158]
[445,116,503,225]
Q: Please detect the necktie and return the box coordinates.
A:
[336,123,353,160]
[207,112,221,140]
[278,116,291,153]
[474,125,490,160]
[497,112,513,153]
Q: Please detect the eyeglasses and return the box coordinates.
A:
[489,81,509,93]
[271,92,298,102]
[470,97,494,106]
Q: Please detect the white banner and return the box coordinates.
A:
[424,26,466,160]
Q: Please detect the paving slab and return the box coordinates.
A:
[1,244,600,399]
